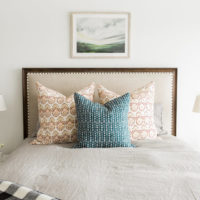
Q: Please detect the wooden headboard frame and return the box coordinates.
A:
[22,68,177,139]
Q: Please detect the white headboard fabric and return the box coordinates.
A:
[22,68,177,138]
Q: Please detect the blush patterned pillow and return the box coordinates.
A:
[98,82,157,141]
[31,82,95,144]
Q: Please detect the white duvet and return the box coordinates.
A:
[0,135,200,200]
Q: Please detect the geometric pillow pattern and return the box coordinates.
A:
[74,93,133,148]
[31,82,95,144]
[0,180,59,200]
[98,82,157,141]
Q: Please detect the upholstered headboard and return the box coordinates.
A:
[22,68,177,138]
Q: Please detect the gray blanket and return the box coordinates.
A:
[0,135,200,200]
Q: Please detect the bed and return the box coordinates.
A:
[1,68,200,200]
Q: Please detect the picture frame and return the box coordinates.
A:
[71,12,130,58]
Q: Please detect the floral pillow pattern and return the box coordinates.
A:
[97,82,157,141]
[31,82,95,144]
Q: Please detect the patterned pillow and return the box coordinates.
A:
[74,93,133,148]
[154,103,168,136]
[0,180,60,200]
[98,82,157,141]
[31,82,95,144]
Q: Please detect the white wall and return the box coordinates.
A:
[0,0,200,153]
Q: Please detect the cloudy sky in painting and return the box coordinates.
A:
[76,17,125,45]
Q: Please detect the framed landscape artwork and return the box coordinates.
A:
[71,12,130,58]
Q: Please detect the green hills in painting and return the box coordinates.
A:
[77,42,125,53]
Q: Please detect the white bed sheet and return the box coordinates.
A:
[0,135,200,200]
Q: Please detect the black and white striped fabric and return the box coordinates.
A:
[0,180,60,200]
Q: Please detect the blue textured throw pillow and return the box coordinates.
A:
[74,92,134,148]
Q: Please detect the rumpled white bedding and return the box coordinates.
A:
[0,135,200,200]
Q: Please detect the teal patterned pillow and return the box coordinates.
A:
[74,92,134,148]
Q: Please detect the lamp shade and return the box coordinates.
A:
[193,95,200,113]
[0,95,7,111]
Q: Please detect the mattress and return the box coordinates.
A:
[0,135,200,200]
